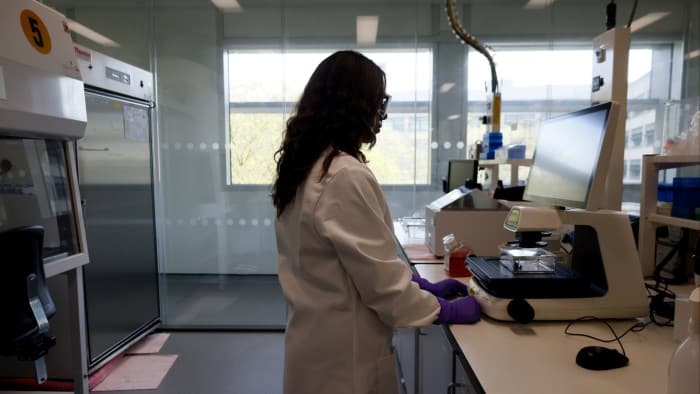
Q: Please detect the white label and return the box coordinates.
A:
[0,65,6,99]
[123,104,149,142]
[0,0,82,80]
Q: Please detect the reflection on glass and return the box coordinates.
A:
[0,139,77,258]
[78,94,152,185]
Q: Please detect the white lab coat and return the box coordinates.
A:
[276,150,440,394]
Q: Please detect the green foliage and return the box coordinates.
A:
[230,112,430,185]
[364,124,429,185]
[229,113,284,184]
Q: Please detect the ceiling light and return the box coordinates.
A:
[210,0,242,12]
[67,20,119,47]
[440,83,455,93]
[629,12,671,33]
[523,0,556,10]
[356,16,379,45]
[684,49,699,60]
[448,114,460,120]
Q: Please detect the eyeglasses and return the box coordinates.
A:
[378,94,391,120]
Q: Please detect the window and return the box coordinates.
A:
[644,126,656,146]
[630,127,643,147]
[467,48,656,153]
[225,49,433,186]
[465,45,673,200]
[629,159,641,180]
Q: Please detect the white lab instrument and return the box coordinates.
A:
[467,100,648,321]
[51,45,160,374]
[425,187,514,257]
[591,27,630,211]
[0,0,89,391]
[469,206,648,320]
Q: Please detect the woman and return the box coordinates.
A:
[272,50,480,394]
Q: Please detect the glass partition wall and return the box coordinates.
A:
[45,0,699,329]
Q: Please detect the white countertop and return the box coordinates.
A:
[414,264,687,394]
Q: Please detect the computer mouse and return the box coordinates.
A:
[575,346,629,371]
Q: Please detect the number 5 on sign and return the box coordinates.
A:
[20,9,52,54]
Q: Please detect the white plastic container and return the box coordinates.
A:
[667,287,700,394]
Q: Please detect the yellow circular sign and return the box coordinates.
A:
[20,9,52,55]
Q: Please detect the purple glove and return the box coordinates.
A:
[434,296,481,325]
[412,274,468,299]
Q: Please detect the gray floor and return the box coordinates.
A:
[1,276,288,393]
[0,332,286,394]
[160,275,288,329]
[101,332,285,394]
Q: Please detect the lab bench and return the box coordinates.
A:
[396,257,694,393]
[392,223,695,394]
[393,226,479,394]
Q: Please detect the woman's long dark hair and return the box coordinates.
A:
[272,51,386,217]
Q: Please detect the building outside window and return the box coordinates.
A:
[629,159,642,180]
[630,126,643,147]
[645,126,656,146]
[465,45,675,202]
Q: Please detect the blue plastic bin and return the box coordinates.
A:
[507,144,526,159]
[657,183,674,202]
[671,177,700,219]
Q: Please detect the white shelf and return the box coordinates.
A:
[479,158,532,167]
[644,154,700,169]
[638,154,700,277]
[648,213,700,231]
[478,159,532,189]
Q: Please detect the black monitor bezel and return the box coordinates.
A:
[447,159,478,191]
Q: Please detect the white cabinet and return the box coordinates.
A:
[638,154,700,277]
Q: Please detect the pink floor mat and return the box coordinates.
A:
[92,354,178,391]
[402,243,440,262]
[126,333,171,354]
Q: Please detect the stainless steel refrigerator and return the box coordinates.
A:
[75,45,160,370]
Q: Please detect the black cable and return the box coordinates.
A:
[606,0,617,30]
[653,228,689,284]
[653,241,680,282]
[565,316,650,357]
[646,281,676,326]
[693,236,700,279]
[627,0,639,29]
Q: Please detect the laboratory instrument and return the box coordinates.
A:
[425,187,515,257]
[63,45,159,372]
[0,0,90,390]
[443,159,478,193]
[467,102,649,321]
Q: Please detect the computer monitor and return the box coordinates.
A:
[447,160,478,191]
[523,102,617,210]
